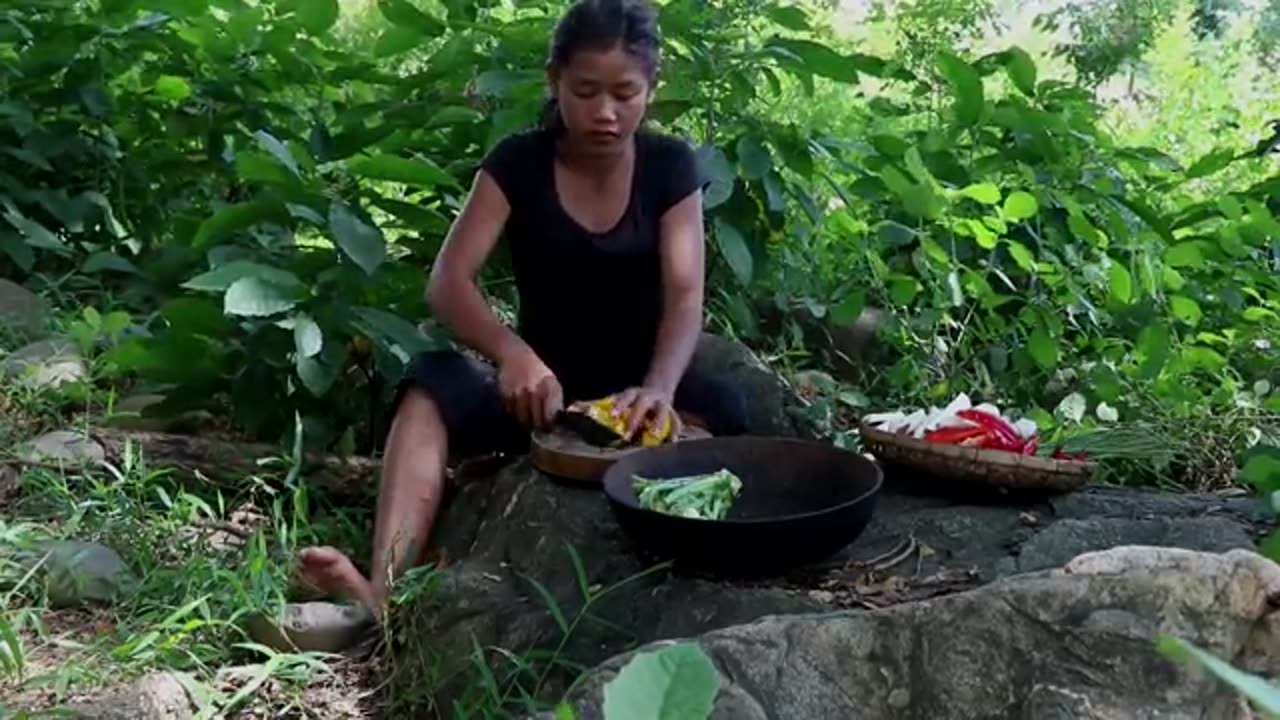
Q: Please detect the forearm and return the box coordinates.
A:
[427,276,531,366]
[644,291,703,397]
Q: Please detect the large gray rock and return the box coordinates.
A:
[1,336,87,389]
[18,430,107,466]
[691,332,819,438]
[0,278,44,335]
[382,460,1272,717]
[551,546,1280,720]
[19,540,138,609]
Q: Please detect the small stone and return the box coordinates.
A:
[1,337,87,389]
[23,540,137,609]
[808,589,835,604]
[19,430,107,465]
[888,688,910,708]
[68,670,195,719]
[0,279,44,334]
[246,601,375,653]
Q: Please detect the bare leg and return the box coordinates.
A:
[297,387,449,621]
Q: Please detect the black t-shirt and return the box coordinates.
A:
[479,127,705,401]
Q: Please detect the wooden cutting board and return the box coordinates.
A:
[531,415,711,484]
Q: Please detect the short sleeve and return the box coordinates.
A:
[648,135,708,217]
[478,131,539,208]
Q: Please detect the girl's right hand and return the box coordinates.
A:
[497,348,563,430]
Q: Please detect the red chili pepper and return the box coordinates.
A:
[925,426,990,445]
[1022,437,1039,456]
[1051,447,1089,461]
[956,409,1024,451]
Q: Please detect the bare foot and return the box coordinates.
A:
[296,546,381,620]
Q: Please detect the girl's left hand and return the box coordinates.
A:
[609,386,682,440]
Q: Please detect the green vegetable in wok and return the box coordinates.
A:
[632,469,743,521]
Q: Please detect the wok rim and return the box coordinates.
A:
[602,436,884,526]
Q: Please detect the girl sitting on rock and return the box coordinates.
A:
[297,0,748,622]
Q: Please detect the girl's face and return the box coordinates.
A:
[550,44,653,156]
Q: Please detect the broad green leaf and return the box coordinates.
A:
[347,154,456,188]
[293,313,323,358]
[1163,241,1205,268]
[252,130,300,177]
[966,219,997,249]
[328,202,386,276]
[1005,240,1035,272]
[350,306,437,360]
[183,261,303,293]
[1027,325,1058,370]
[1068,213,1106,247]
[1156,635,1280,716]
[832,292,866,326]
[1136,323,1171,379]
[378,0,443,33]
[3,210,64,250]
[1168,295,1203,326]
[1002,47,1037,96]
[374,26,421,57]
[1183,147,1237,180]
[766,38,860,82]
[296,0,339,34]
[1240,447,1280,494]
[877,220,918,247]
[81,252,141,275]
[297,351,341,397]
[0,232,33,271]
[193,200,285,248]
[935,51,983,128]
[154,75,192,101]
[1002,191,1039,221]
[1107,263,1134,304]
[889,276,921,305]
[601,643,718,720]
[959,183,1001,205]
[695,145,734,209]
[223,277,298,317]
[713,219,753,286]
[766,5,811,30]
[736,136,772,180]
[425,106,483,128]
[236,152,296,185]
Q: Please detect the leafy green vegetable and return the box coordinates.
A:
[633,470,744,521]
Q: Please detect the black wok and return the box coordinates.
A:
[601,436,882,577]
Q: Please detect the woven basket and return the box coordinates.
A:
[858,422,1095,493]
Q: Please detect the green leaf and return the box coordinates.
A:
[735,136,772,180]
[296,0,339,34]
[297,351,341,397]
[695,145,734,209]
[378,0,443,33]
[346,154,456,188]
[1156,635,1280,716]
[252,130,300,177]
[1168,295,1203,326]
[1005,240,1035,272]
[154,75,192,101]
[193,200,285,248]
[601,643,719,720]
[1067,213,1107,247]
[328,202,386,276]
[1107,263,1134,304]
[183,261,303,293]
[766,5,811,30]
[1002,191,1039,221]
[1163,241,1205,268]
[1027,325,1058,370]
[223,277,298,318]
[766,38,861,82]
[959,183,1001,205]
[3,209,64,250]
[935,51,984,128]
[713,219,753,286]
[374,26,421,57]
[1002,47,1037,96]
[1183,147,1237,180]
[293,313,323,358]
[832,292,866,326]
[1241,447,1280,494]
[1136,323,1171,379]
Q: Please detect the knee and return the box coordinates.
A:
[683,375,749,437]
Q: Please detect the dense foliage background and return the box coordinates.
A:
[4,0,1277,488]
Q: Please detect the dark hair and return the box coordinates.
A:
[540,0,662,132]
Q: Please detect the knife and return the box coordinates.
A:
[554,409,630,449]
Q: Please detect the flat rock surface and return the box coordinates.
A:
[550,547,1280,720]
[383,459,1273,717]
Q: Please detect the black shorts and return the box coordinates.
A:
[394,350,749,460]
